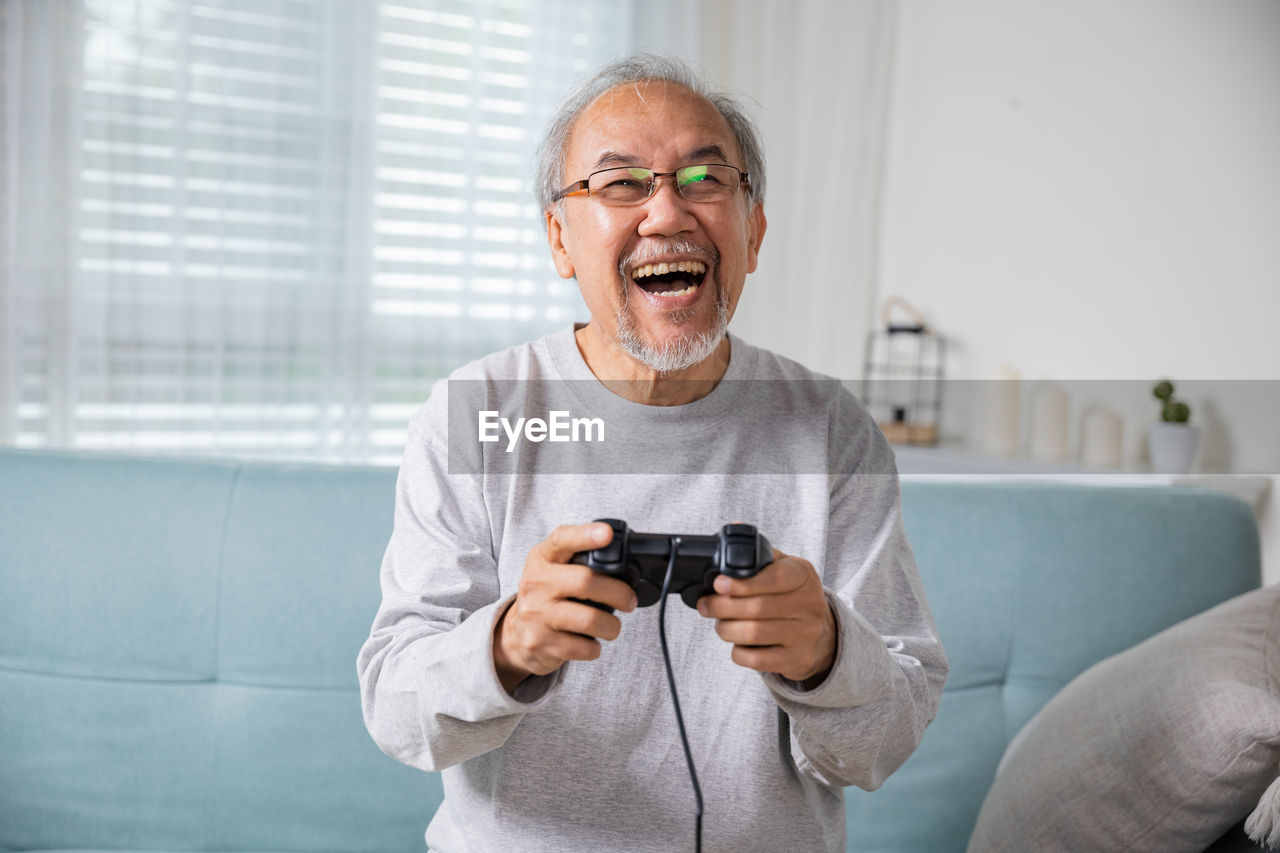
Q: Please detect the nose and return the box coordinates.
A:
[636,174,697,237]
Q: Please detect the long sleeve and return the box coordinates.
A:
[356,395,564,773]
[761,401,949,791]
[353,330,948,850]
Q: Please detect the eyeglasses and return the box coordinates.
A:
[553,164,749,206]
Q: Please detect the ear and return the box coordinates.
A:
[545,208,576,279]
[745,202,766,274]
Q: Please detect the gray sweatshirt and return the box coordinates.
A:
[357,324,947,852]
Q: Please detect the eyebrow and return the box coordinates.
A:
[591,144,736,171]
[685,144,733,164]
[593,150,641,169]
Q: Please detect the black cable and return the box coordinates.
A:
[658,536,703,853]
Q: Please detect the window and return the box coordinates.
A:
[1,0,630,463]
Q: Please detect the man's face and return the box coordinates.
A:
[546,81,766,371]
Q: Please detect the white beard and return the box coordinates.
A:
[614,282,730,374]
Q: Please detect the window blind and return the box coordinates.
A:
[2,0,629,463]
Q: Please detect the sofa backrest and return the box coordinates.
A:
[845,481,1262,851]
[0,451,1262,852]
[0,449,433,852]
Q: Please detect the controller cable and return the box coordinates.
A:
[658,536,703,852]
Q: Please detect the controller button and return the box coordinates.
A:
[591,521,625,566]
[724,523,755,537]
[725,542,755,569]
[634,580,661,608]
[595,539,624,566]
[680,586,705,609]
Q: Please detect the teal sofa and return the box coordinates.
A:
[0,448,1263,852]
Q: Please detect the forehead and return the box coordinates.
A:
[564,80,742,171]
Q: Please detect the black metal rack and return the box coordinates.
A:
[861,302,946,446]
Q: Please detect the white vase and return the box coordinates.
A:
[1148,422,1201,474]
[1028,384,1069,463]
[1080,405,1123,470]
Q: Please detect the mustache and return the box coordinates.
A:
[618,238,718,276]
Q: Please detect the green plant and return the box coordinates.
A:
[1153,380,1191,423]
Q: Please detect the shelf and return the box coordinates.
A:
[893,445,1273,510]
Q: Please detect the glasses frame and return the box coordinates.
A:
[553,164,751,205]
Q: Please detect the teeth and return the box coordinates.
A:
[631,260,706,280]
[651,283,699,298]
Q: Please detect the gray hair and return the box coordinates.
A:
[533,53,766,216]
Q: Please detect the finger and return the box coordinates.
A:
[699,589,802,620]
[523,555,638,621]
[540,522,613,563]
[573,572,638,613]
[729,644,795,674]
[714,618,796,647]
[517,560,596,604]
[713,554,810,597]
[536,631,603,665]
[547,600,625,641]
[534,562,635,613]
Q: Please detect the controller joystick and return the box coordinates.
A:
[570,519,773,612]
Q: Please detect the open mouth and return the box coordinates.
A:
[629,260,708,298]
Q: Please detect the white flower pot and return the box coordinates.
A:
[1148,422,1201,474]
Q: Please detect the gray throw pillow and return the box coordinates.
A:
[969,586,1280,852]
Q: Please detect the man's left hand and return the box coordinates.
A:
[696,550,837,685]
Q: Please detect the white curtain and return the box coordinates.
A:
[1,1,84,447]
[695,0,897,379]
[1,0,894,460]
[0,0,631,462]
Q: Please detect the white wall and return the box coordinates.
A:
[876,0,1280,581]
[636,0,1279,581]
[879,0,1280,382]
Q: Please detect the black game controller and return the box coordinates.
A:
[570,518,774,611]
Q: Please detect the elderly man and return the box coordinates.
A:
[358,55,947,852]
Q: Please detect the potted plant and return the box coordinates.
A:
[1148,380,1200,474]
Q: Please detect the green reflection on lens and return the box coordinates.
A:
[678,165,709,185]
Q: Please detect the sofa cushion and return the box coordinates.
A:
[0,451,435,853]
[969,586,1280,852]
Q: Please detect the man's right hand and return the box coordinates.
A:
[493,522,637,694]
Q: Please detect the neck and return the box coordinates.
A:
[574,323,731,406]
